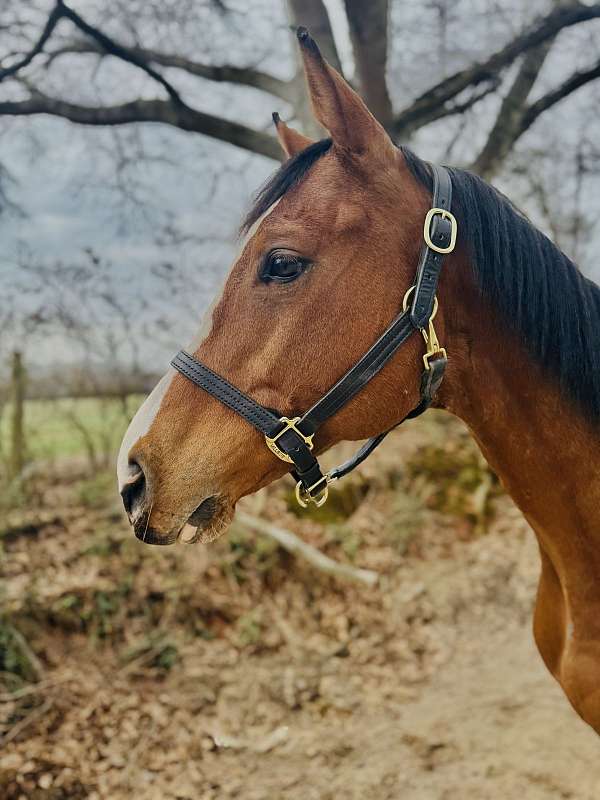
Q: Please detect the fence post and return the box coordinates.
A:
[9,351,26,480]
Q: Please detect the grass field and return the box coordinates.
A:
[0,395,143,463]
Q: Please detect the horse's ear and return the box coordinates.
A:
[272,112,314,159]
[296,27,395,162]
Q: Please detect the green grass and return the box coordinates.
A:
[0,395,144,462]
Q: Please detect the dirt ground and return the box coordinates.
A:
[2,414,599,799]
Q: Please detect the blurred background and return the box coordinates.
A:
[2,1,600,797]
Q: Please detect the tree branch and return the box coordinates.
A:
[472,45,555,179]
[472,0,570,179]
[0,1,185,106]
[520,59,600,138]
[56,1,184,107]
[237,511,379,586]
[0,94,282,160]
[393,2,600,139]
[393,77,502,134]
[343,0,393,130]
[47,41,293,101]
[0,3,63,81]
[0,1,286,160]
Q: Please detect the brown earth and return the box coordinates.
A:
[1,413,599,799]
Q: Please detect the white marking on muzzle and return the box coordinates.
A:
[117,371,175,492]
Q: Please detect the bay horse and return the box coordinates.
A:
[118,29,600,735]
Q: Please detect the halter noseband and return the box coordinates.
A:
[171,164,457,508]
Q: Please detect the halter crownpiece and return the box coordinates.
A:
[171,164,457,508]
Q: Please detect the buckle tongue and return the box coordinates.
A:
[265,416,314,464]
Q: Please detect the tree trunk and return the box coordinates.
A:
[343,0,393,131]
[471,0,571,179]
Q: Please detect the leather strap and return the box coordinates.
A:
[298,310,415,434]
[327,353,448,482]
[170,164,455,504]
[405,354,448,420]
[171,350,281,437]
[328,431,389,482]
[171,351,328,498]
[410,165,453,329]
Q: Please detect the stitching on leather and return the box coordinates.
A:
[172,356,275,431]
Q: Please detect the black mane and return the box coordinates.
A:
[243,140,600,422]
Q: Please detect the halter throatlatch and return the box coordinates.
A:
[171,164,457,508]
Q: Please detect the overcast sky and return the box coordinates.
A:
[2,0,600,374]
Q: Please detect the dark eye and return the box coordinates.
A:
[261,251,309,284]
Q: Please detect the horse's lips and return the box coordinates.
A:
[178,495,220,543]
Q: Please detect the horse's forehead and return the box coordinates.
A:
[264,167,367,237]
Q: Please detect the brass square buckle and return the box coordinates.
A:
[265,416,314,464]
[423,208,457,254]
[295,474,331,508]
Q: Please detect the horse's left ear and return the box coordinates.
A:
[296,27,396,162]
[272,112,314,159]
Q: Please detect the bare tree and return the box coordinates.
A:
[1,0,600,179]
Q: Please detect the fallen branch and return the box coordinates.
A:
[0,675,72,703]
[0,698,53,746]
[236,511,379,587]
[6,627,44,680]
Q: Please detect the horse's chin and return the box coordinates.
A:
[182,494,235,544]
[178,506,235,545]
[132,494,235,546]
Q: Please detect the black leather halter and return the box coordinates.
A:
[172,164,457,508]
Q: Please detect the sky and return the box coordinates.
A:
[0,0,355,373]
[2,0,600,377]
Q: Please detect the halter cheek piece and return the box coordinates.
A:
[172,164,457,508]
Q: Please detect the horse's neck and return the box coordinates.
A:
[434,242,600,733]
[440,288,600,570]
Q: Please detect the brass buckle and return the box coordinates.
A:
[423,208,457,254]
[265,416,314,464]
[295,474,332,508]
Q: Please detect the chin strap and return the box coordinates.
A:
[171,163,456,508]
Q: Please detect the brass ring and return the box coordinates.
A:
[295,479,329,508]
[402,286,438,321]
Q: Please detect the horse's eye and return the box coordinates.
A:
[261,251,309,284]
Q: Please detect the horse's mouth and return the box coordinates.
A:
[133,495,234,546]
[133,526,178,546]
[177,494,233,544]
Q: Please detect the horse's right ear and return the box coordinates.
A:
[272,112,314,159]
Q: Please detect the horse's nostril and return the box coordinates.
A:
[120,462,146,517]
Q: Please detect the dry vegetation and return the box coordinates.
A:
[1,412,599,799]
